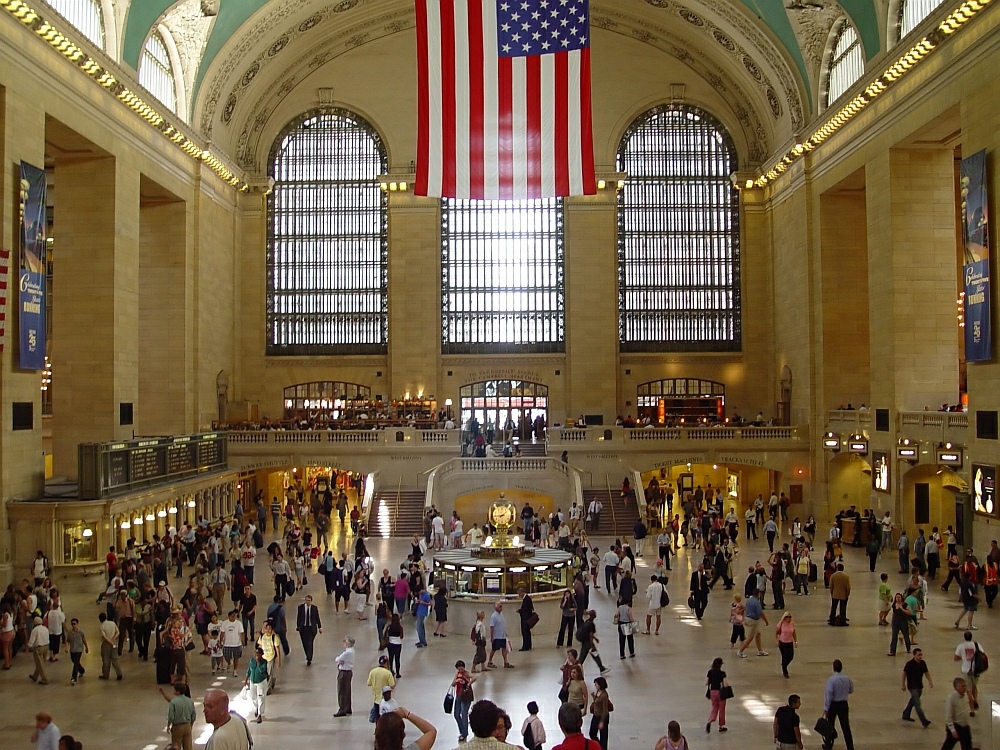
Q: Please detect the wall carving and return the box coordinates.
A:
[784,1,843,85]
[160,0,213,117]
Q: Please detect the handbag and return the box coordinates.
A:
[720,684,735,700]
[558,686,569,702]
[444,687,455,714]
[527,612,540,629]
[687,593,695,609]
[185,641,196,652]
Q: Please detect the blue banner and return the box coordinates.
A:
[18,161,46,370]
[961,150,991,362]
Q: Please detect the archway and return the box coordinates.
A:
[459,380,548,442]
[900,464,963,535]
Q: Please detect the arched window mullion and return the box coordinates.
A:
[46,0,104,49]
[825,20,865,107]
[617,104,740,353]
[138,30,177,114]
[266,109,388,355]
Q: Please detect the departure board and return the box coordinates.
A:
[79,433,228,499]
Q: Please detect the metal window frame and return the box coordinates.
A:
[441,197,565,355]
[616,104,741,353]
[265,108,388,356]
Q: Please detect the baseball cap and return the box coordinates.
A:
[382,686,393,694]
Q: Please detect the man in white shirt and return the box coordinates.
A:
[954,631,983,709]
[32,551,48,586]
[204,689,251,750]
[602,548,621,593]
[452,517,465,548]
[27,617,49,684]
[656,530,673,569]
[221,610,246,676]
[588,499,603,532]
[769,492,779,520]
[568,503,581,535]
[45,603,65,662]
[881,512,893,550]
[241,543,257,584]
[98,612,122,680]
[644,575,666,635]
[431,514,446,550]
[466,523,484,547]
[334,635,356,717]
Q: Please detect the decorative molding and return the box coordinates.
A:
[160,0,213,117]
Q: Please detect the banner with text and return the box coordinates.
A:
[18,161,46,370]
[962,149,991,362]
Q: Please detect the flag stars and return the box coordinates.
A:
[497,0,588,56]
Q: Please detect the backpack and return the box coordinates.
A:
[252,529,264,549]
[974,643,989,675]
[659,584,670,608]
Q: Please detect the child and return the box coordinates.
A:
[521,701,546,750]
[379,685,398,716]
[207,630,224,674]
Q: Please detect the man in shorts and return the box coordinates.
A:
[644,575,665,635]
[487,602,512,668]
[737,590,769,658]
[221,609,245,677]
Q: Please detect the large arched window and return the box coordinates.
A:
[138,29,179,113]
[898,0,946,38]
[617,105,740,352]
[441,198,564,354]
[267,109,388,355]
[824,20,865,108]
[46,0,105,49]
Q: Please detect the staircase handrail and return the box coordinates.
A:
[361,470,378,529]
[605,474,617,537]
[392,477,402,533]
[631,468,646,527]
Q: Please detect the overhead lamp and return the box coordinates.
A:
[120,521,130,529]
[157,510,167,518]
[187,500,196,508]
[82,528,93,538]
[168,507,178,514]
[132,518,142,526]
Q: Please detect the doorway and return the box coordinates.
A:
[459,380,549,442]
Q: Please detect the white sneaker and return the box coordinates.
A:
[757,651,769,656]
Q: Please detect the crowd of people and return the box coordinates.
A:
[7,480,996,750]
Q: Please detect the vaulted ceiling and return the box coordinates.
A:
[106,0,895,169]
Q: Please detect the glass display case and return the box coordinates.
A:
[61,521,97,564]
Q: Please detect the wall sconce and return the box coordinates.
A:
[119,521,130,529]
[82,528,93,538]
[168,507,178,514]
[132,518,142,526]
[187,500,196,508]
[145,513,155,521]
[157,509,167,518]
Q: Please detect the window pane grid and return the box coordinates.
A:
[826,22,864,106]
[266,110,388,355]
[617,105,741,352]
[47,0,104,49]
[900,0,946,38]
[442,198,565,354]
[139,32,176,113]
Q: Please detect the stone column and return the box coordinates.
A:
[0,88,47,584]
[866,149,958,412]
[52,156,140,478]
[563,192,618,423]
[387,194,440,401]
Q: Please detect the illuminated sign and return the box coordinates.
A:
[872,451,890,493]
[896,446,919,462]
[848,440,868,454]
[936,449,963,467]
[973,464,996,516]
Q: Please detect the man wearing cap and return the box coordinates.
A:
[27,616,50,684]
[334,635,356,717]
[295,594,322,666]
[367,654,396,722]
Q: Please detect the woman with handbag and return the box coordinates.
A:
[589,676,612,750]
[470,611,487,672]
[567,664,589,712]
[613,595,635,659]
[450,659,476,742]
[705,657,730,732]
[775,612,797,678]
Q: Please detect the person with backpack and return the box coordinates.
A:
[522,701,546,750]
[576,610,611,675]
[470,611,487,672]
[644,574,667,635]
[954,630,987,710]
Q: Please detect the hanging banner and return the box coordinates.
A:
[972,463,996,516]
[18,161,46,371]
[961,149,991,362]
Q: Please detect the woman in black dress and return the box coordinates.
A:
[432,586,449,637]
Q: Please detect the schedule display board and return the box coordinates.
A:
[78,433,228,499]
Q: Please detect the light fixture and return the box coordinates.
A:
[145,513,155,521]
[187,500,196,508]
[120,521,130,529]
[157,510,167,518]
[512,536,520,545]
[82,528,93,538]
[597,179,607,189]
[484,535,493,546]
[132,518,142,525]
[168,507,178,514]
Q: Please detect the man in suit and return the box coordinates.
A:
[296,594,322,666]
[828,564,851,627]
[689,563,710,620]
[516,587,535,651]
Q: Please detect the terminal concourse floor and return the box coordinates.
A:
[1,525,995,750]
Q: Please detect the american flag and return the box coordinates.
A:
[0,248,8,352]
[415,0,596,199]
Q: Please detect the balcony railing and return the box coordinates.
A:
[548,425,800,444]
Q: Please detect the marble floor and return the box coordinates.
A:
[1,527,996,750]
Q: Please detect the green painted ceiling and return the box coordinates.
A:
[122,0,885,106]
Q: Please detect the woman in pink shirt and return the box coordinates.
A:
[774,612,798,678]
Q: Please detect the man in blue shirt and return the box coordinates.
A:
[414,586,431,647]
[737,591,769,658]
[822,659,855,750]
[487,602,512,668]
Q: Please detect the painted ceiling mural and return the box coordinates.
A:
[103,0,893,168]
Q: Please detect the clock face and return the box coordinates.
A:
[490,502,514,528]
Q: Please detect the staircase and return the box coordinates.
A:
[582,488,641,539]
[390,489,428,537]
[489,439,547,457]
